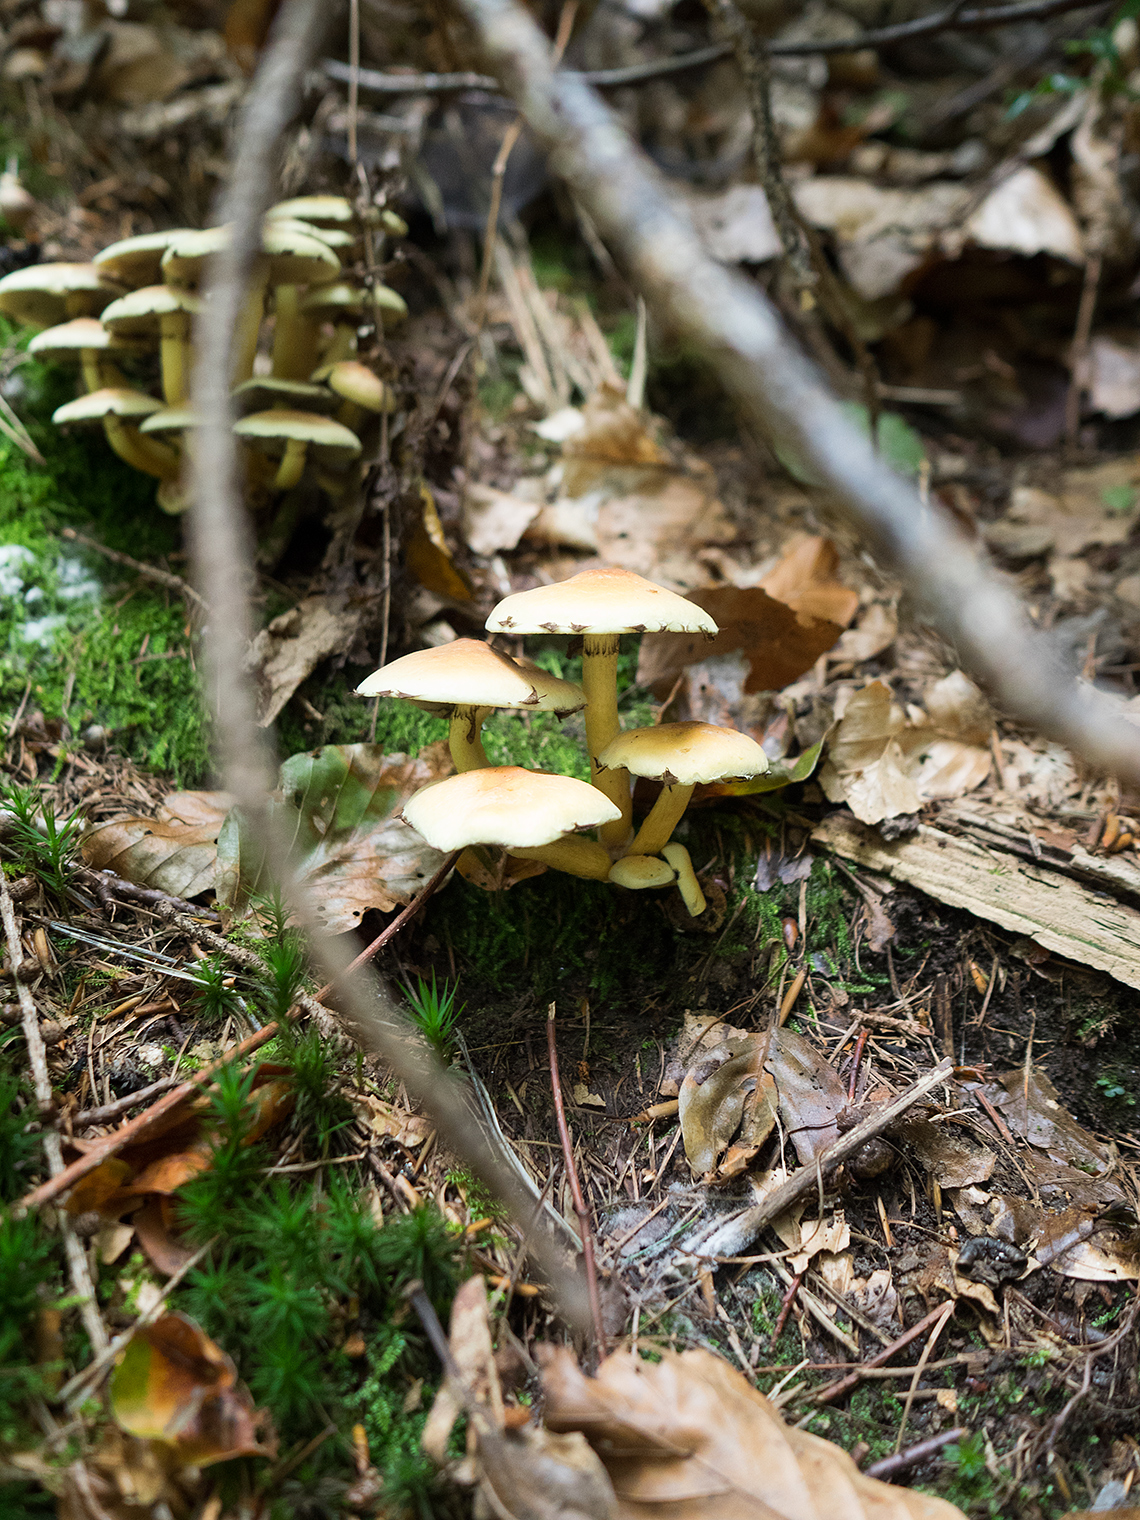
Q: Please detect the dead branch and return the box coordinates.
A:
[187,0,589,1333]
[325,0,1102,97]
[59,528,209,616]
[455,0,1140,791]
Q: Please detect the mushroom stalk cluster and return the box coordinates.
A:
[0,197,408,516]
[359,566,772,915]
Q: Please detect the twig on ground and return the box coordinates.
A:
[813,1301,961,1406]
[18,1017,283,1211]
[1,875,107,1352]
[895,1298,955,1451]
[72,1072,186,1127]
[864,1428,968,1480]
[1066,250,1102,447]
[188,0,589,1333]
[77,865,221,921]
[771,1268,804,1342]
[324,0,1102,97]
[457,0,1140,791]
[60,528,209,615]
[547,1003,607,1361]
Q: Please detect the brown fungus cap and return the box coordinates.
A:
[356,639,584,716]
[486,566,719,637]
[597,722,769,787]
[403,767,619,852]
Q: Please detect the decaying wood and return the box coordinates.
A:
[813,811,1140,990]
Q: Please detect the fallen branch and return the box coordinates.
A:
[60,528,209,615]
[863,1427,968,1481]
[324,0,1102,97]
[458,0,1140,792]
[187,0,589,1332]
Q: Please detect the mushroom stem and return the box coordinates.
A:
[628,782,695,858]
[272,285,321,380]
[447,706,493,771]
[102,415,179,480]
[662,842,706,917]
[80,350,104,394]
[273,437,308,491]
[582,632,630,847]
[511,837,613,880]
[232,260,269,384]
[158,311,190,405]
[323,322,356,364]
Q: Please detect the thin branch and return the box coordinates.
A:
[1,875,107,1352]
[187,0,589,1333]
[457,0,1140,791]
[547,1004,607,1361]
[60,528,209,615]
[323,0,1101,99]
[863,1428,968,1480]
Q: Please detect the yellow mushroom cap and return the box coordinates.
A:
[608,855,677,889]
[53,387,163,424]
[94,229,196,288]
[314,360,393,413]
[267,195,357,227]
[233,408,362,464]
[160,225,232,286]
[100,284,200,334]
[356,638,585,714]
[597,722,769,786]
[139,405,199,436]
[233,377,339,415]
[0,262,122,327]
[404,766,619,851]
[486,567,719,637]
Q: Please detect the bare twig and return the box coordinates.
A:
[457,0,1140,791]
[547,1004,607,1360]
[813,1301,959,1406]
[72,1073,186,1127]
[60,528,209,615]
[324,0,1102,97]
[77,864,221,920]
[864,1428,968,1481]
[1,875,107,1351]
[187,0,588,1332]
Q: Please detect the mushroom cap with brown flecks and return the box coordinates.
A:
[597,722,769,787]
[403,766,619,852]
[486,567,718,637]
[356,638,585,715]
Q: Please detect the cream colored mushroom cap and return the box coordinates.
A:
[597,722,769,786]
[233,408,362,462]
[95,229,195,287]
[140,405,199,436]
[356,639,585,714]
[0,263,120,326]
[161,226,232,285]
[53,387,163,424]
[404,766,619,851]
[487,567,719,636]
[28,317,133,359]
[233,377,338,415]
[267,195,357,227]
[100,284,200,333]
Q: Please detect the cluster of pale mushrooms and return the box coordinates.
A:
[359,567,771,917]
[0,195,407,513]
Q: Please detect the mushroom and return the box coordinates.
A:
[232,408,361,491]
[0,263,122,328]
[486,568,718,848]
[609,855,677,890]
[94,229,196,289]
[261,219,344,381]
[312,360,394,431]
[267,194,359,229]
[100,285,201,405]
[356,638,585,772]
[27,317,140,393]
[661,842,705,917]
[52,388,178,482]
[300,282,407,364]
[232,377,339,415]
[596,721,769,858]
[403,766,618,880]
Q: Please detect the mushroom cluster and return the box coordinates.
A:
[0,196,408,515]
[358,567,772,914]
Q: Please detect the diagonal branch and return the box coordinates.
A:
[455,0,1140,791]
[186,0,588,1332]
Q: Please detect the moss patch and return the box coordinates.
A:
[0,324,209,782]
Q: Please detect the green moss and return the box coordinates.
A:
[0,323,209,782]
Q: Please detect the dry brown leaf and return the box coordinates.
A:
[835,601,897,663]
[758,536,861,628]
[898,1119,995,1189]
[245,594,367,728]
[463,482,540,556]
[351,1093,431,1148]
[541,1345,966,1519]
[983,1068,1109,1174]
[81,791,232,901]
